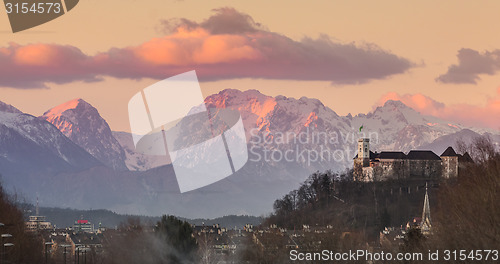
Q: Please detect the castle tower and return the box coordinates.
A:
[440,146,459,178]
[420,183,432,235]
[358,138,370,167]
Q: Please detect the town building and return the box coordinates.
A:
[25,200,53,231]
[73,219,94,233]
[26,215,53,231]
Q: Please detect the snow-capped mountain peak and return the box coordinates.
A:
[382,99,409,109]
[42,98,86,117]
[41,99,127,170]
[205,89,277,129]
[349,99,468,151]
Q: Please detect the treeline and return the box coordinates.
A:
[397,136,500,263]
[0,179,43,263]
[31,207,261,230]
[429,136,500,253]
[267,169,433,240]
[102,215,198,264]
[35,207,161,229]
[188,215,262,229]
[260,136,500,263]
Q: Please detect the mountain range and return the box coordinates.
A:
[0,90,498,218]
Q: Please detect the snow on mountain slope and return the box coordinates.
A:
[0,101,22,114]
[204,90,354,172]
[417,129,482,154]
[205,89,277,136]
[205,90,498,164]
[348,100,465,152]
[41,99,127,170]
[116,89,499,174]
[112,131,169,171]
[0,110,101,173]
[205,89,348,136]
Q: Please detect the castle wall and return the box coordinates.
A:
[376,159,409,181]
[408,160,442,180]
[353,158,373,181]
[353,159,363,181]
[354,159,443,181]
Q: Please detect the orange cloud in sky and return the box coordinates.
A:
[133,28,261,65]
[0,8,413,88]
[377,88,500,130]
[195,34,262,64]
[14,44,57,66]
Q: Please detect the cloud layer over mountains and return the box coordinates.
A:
[0,8,413,88]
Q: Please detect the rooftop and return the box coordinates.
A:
[441,147,459,157]
[407,150,441,160]
[379,152,407,160]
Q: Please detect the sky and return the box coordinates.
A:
[0,0,499,131]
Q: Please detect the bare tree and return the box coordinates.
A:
[198,232,219,264]
[430,136,500,259]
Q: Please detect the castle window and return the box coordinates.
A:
[365,148,367,152]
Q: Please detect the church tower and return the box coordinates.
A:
[420,183,432,235]
[358,138,370,167]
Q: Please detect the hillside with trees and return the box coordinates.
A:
[245,136,500,263]
[0,178,43,263]
[267,170,434,241]
[103,215,198,264]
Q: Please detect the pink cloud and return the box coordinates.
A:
[0,8,413,89]
[131,28,262,65]
[0,43,100,88]
[377,89,500,130]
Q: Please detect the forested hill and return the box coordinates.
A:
[265,170,438,241]
[23,206,262,230]
[265,137,500,247]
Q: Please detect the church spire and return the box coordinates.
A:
[420,182,432,235]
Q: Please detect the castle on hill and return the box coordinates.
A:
[353,138,473,182]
